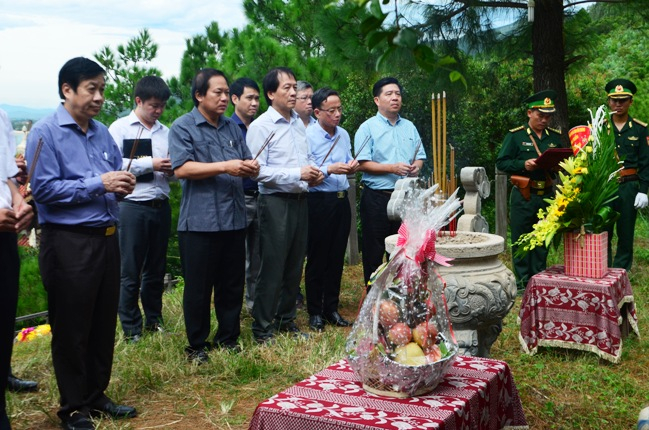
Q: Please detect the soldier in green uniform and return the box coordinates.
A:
[496,90,564,289]
[605,78,649,271]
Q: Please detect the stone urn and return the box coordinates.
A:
[386,231,516,357]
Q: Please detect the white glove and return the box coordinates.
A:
[634,192,648,209]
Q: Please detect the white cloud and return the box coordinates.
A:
[0,1,247,108]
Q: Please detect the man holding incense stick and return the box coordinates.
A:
[247,67,323,344]
[604,78,649,271]
[496,90,563,290]
[26,57,137,430]
[305,87,358,331]
[169,68,259,363]
[109,76,173,343]
[355,77,426,288]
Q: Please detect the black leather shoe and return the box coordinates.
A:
[91,401,137,419]
[309,315,325,332]
[7,374,38,392]
[61,413,95,430]
[185,348,210,365]
[277,322,310,340]
[324,312,353,327]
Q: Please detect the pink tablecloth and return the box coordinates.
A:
[249,356,528,430]
[518,265,639,363]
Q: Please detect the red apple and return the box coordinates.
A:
[388,322,412,346]
[379,299,400,328]
[412,321,438,349]
[425,345,442,363]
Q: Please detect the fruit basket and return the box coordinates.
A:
[347,185,461,397]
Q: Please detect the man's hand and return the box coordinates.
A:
[308,170,325,187]
[101,171,136,195]
[524,159,538,171]
[327,162,353,175]
[14,155,27,185]
[0,208,18,232]
[407,163,420,177]
[13,200,33,232]
[634,192,648,209]
[153,157,173,176]
[300,165,322,182]
[225,159,260,177]
[392,162,413,176]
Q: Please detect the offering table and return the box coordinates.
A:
[518,265,639,363]
[249,356,528,430]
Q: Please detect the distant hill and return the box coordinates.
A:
[1,104,55,121]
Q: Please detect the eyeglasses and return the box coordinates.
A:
[322,107,343,115]
[296,95,312,101]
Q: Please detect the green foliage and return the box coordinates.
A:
[94,29,163,125]
[16,246,47,323]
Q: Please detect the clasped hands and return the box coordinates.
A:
[0,200,33,233]
[327,160,359,176]
[393,162,420,177]
[301,165,325,187]
[225,159,260,178]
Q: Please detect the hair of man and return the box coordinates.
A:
[58,57,105,99]
[134,76,171,102]
[312,87,339,111]
[372,76,402,98]
[192,68,229,107]
[296,80,313,93]
[262,67,296,106]
[230,77,260,100]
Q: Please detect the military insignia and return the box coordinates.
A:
[629,136,639,141]
[548,127,561,134]
[509,125,524,133]
[549,143,557,148]
[615,84,624,93]
[522,142,533,147]
[633,118,648,127]
[544,97,551,106]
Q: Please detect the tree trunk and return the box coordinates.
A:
[532,0,569,143]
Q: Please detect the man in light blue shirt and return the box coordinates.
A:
[305,87,358,332]
[355,77,426,287]
[246,67,324,344]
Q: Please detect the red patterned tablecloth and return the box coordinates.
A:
[249,356,528,430]
[518,265,639,363]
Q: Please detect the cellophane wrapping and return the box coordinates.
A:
[346,185,461,397]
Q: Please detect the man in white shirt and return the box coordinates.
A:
[109,76,173,342]
[246,67,323,344]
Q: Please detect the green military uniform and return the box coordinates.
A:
[605,79,649,271]
[496,90,564,289]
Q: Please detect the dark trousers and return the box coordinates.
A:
[39,227,120,421]
[0,233,19,430]
[305,193,351,317]
[510,188,550,289]
[179,230,245,350]
[118,200,171,336]
[360,187,400,286]
[244,194,260,312]
[607,181,638,271]
[251,194,308,339]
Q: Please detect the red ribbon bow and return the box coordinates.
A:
[396,223,453,266]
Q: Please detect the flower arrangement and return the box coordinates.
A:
[515,105,621,254]
[15,324,51,342]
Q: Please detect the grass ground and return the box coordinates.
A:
[7,216,649,429]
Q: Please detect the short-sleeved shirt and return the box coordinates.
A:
[609,116,649,194]
[307,122,352,193]
[354,112,425,190]
[109,110,171,201]
[495,125,563,181]
[169,107,250,232]
[246,106,310,194]
[26,104,123,227]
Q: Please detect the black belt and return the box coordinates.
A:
[43,223,117,236]
[269,192,308,201]
[618,174,639,184]
[127,199,168,208]
[366,187,394,196]
[308,191,348,199]
[244,190,259,197]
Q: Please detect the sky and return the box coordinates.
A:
[0,0,248,108]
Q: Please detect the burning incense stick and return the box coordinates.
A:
[253,131,276,161]
[352,135,371,162]
[318,135,341,168]
[126,127,144,172]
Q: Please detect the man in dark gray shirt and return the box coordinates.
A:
[169,68,259,364]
